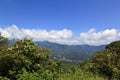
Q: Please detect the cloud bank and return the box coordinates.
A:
[79,28,120,45]
[0,25,120,45]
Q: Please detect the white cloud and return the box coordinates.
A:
[0,25,73,44]
[0,25,120,45]
[79,28,120,45]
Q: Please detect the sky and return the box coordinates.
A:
[0,0,120,45]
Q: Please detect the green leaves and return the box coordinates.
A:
[0,38,54,79]
[0,37,112,80]
[83,40,120,79]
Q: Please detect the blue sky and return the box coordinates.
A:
[0,0,120,45]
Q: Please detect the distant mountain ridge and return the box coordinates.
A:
[35,41,106,61]
[8,40,105,61]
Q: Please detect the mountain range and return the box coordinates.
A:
[36,41,105,61]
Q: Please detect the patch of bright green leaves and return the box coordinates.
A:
[82,40,120,80]
[0,37,118,80]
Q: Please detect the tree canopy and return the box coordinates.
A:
[82,40,120,80]
[0,37,118,80]
[0,38,58,79]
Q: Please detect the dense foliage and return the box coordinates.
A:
[0,37,107,80]
[82,40,120,80]
[0,38,57,79]
[1,35,120,80]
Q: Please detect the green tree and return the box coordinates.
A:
[0,38,56,79]
[85,40,120,79]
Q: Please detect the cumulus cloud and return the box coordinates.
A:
[79,28,120,45]
[0,25,120,45]
[0,25,73,44]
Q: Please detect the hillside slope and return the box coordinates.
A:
[36,41,105,61]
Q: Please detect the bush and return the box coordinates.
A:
[82,40,120,80]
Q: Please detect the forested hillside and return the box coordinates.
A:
[36,41,105,61]
[9,40,105,61]
[0,36,120,80]
[81,40,120,80]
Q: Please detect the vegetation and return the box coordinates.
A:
[0,33,8,46]
[0,35,119,80]
[82,40,120,80]
[36,41,105,61]
[0,37,56,79]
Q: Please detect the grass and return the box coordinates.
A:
[56,66,107,80]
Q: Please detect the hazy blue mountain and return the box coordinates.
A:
[36,41,105,61]
[8,40,105,61]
